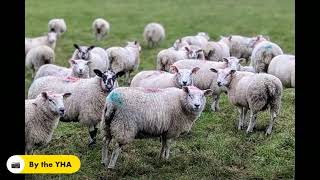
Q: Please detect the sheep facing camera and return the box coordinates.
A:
[11,162,20,168]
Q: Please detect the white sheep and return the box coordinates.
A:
[72,44,109,77]
[28,69,120,146]
[25,32,58,55]
[143,22,165,48]
[172,38,190,50]
[267,54,295,88]
[130,66,200,88]
[174,32,209,49]
[203,38,230,61]
[34,59,91,80]
[100,86,212,169]
[25,45,55,78]
[106,41,141,84]
[25,91,71,154]
[171,57,242,111]
[48,18,67,37]
[92,18,110,41]
[249,35,283,73]
[210,68,282,135]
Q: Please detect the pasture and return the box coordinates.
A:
[25,0,295,179]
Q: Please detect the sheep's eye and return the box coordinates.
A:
[188,94,192,98]
[48,99,53,102]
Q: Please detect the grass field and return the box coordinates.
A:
[25,0,295,179]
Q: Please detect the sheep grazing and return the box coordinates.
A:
[267,54,295,88]
[210,68,282,135]
[28,69,120,146]
[100,86,212,169]
[143,22,165,48]
[203,38,230,61]
[92,18,110,41]
[25,45,55,78]
[72,44,110,77]
[176,32,210,49]
[25,91,71,154]
[25,32,58,55]
[34,59,91,80]
[106,41,141,84]
[131,66,200,88]
[171,57,242,111]
[48,18,67,37]
[249,35,283,73]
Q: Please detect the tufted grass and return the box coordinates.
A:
[25,0,295,179]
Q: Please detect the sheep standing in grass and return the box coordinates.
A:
[143,22,165,48]
[72,44,109,77]
[92,18,110,41]
[268,54,295,88]
[171,57,243,111]
[176,32,210,49]
[34,59,91,80]
[249,35,283,73]
[203,38,230,61]
[106,41,141,84]
[210,68,282,135]
[48,18,67,37]
[25,32,58,55]
[131,66,200,88]
[25,91,71,154]
[28,69,120,146]
[25,45,55,78]
[100,86,212,169]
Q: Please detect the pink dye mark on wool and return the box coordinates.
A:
[143,87,163,93]
[63,76,80,83]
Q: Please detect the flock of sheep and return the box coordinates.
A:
[25,18,295,170]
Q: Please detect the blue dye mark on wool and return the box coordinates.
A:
[264,44,273,50]
[107,91,123,106]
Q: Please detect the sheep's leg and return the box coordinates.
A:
[237,107,244,130]
[88,125,98,147]
[107,143,123,169]
[211,94,220,112]
[243,108,248,127]
[246,111,257,134]
[164,139,171,159]
[25,143,32,155]
[101,137,111,166]
[160,136,171,159]
[266,109,277,135]
[127,72,131,85]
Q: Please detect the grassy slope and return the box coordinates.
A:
[25,0,295,179]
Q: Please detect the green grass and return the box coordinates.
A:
[25,0,295,179]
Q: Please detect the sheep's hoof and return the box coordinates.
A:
[107,165,115,170]
[246,129,253,134]
[265,130,272,136]
[211,106,220,112]
[238,125,243,130]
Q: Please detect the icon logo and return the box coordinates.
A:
[7,155,25,174]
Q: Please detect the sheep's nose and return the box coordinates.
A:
[183,81,187,85]
[59,108,65,115]
[217,82,221,86]
[79,69,83,73]
[194,104,200,108]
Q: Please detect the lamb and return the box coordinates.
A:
[175,32,210,49]
[25,91,71,154]
[25,32,58,55]
[267,54,295,88]
[156,46,205,71]
[130,66,200,88]
[249,35,283,73]
[203,38,230,61]
[92,18,110,41]
[72,44,109,77]
[25,45,55,78]
[34,59,91,80]
[100,86,212,169]
[106,41,141,84]
[143,22,165,48]
[28,69,120,146]
[210,68,282,135]
[171,57,242,111]
[48,18,67,37]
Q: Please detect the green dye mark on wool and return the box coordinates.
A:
[107,91,123,106]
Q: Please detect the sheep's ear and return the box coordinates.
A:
[88,45,95,51]
[134,40,138,45]
[228,36,232,41]
[73,44,80,50]
[170,65,179,73]
[223,57,229,63]
[196,49,203,53]
[63,93,72,99]
[41,92,48,99]
[191,67,200,74]
[230,69,236,75]
[184,46,190,52]
[182,86,189,94]
[69,59,76,65]
[32,102,38,107]
[94,69,103,77]
[178,38,182,43]
[203,89,213,96]
[210,68,218,73]
[86,60,92,65]
[208,49,215,57]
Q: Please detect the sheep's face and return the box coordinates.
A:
[223,57,245,71]
[40,92,71,117]
[197,32,210,41]
[182,86,212,112]
[185,46,204,59]
[127,41,141,52]
[210,68,236,87]
[47,32,57,44]
[172,66,200,87]
[94,69,119,93]
[69,59,91,78]
[73,44,94,60]
[173,39,189,50]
